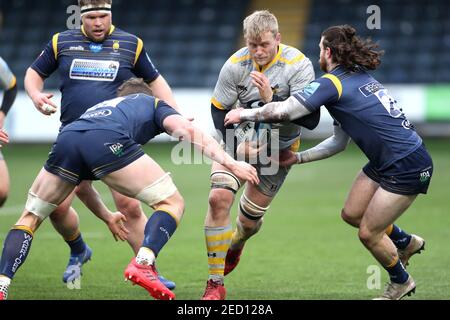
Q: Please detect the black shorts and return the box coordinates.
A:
[363,143,433,195]
[44,129,145,185]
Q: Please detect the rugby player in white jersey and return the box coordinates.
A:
[202,10,320,300]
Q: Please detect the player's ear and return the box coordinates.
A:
[275,32,281,43]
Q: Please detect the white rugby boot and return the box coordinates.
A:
[373,276,416,300]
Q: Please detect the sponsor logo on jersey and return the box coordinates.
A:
[89,43,103,53]
[69,45,85,51]
[420,170,431,183]
[80,109,112,119]
[69,59,120,81]
[359,81,384,97]
[302,82,320,98]
[107,142,124,157]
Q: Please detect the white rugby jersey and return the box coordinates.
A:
[212,44,315,149]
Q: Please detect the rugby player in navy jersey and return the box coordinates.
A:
[225,25,432,300]
[0,78,259,300]
[0,57,17,208]
[24,0,177,289]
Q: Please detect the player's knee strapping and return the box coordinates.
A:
[210,171,241,194]
[238,194,269,221]
[25,190,58,220]
[135,173,178,206]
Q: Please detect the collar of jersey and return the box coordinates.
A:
[253,44,284,73]
[81,24,116,40]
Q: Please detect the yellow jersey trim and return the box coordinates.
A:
[279,53,305,65]
[230,54,251,64]
[52,33,60,60]
[134,38,144,65]
[322,74,343,99]
[8,76,17,89]
[211,97,225,110]
[254,44,284,73]
[13,225,34,237]
[154,98,160,109]
[155,208,180,226]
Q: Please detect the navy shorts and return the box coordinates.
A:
[363,143,433,195]
[45,129,145,185]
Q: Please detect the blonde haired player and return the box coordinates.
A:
[202,10,319,299]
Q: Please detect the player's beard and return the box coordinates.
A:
[319,55,328,73]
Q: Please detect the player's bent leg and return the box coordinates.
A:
[202,164,240,300]
[341,170,378,228]
[0,159,10,207]
[50,188,92,284]
[225,185,271,276]
[0,168,75,299]
[101,154,180,300]
[342,170,418,265]
[358,188,417,299]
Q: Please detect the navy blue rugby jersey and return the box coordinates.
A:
[294,66,422,170]
[63,94,179,146]
[31,25,159,126]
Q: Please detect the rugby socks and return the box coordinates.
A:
[0,226,34,280]
[65,232,87,256]
[385,256,409,284]
[386,224,412,250]
[140,210,177,260]
[205,225,232,284]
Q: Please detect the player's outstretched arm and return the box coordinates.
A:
[278,125,350,167]
[24,68,58,115]
[163,114,259,185]
[224,96,312,126]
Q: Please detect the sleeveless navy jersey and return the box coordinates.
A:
[294,66,422,171]
[63,94,179,146]
[31,25,159,126]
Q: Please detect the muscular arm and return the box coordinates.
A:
[24,68,45,99]
[295,125,350,163]
[239,96,312,123]
[147,75,179,111]
[162,114,259,185]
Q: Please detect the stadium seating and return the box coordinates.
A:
[304,0,450,83]
[0,0,448,87]
[0,0,248,88]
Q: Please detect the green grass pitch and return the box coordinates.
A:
[1,139,449,300]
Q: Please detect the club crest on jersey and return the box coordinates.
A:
[112,41,120,52]
[89,43,103,53]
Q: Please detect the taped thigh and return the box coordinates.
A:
[210,170,241,194]
[135,173,178,206]
[25,190,58,220]
[238,193,269,221]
